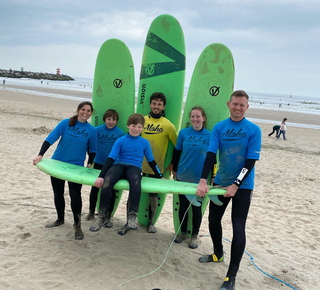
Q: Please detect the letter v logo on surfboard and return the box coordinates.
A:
[140,32,185,79]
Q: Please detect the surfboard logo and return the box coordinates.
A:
[145,64,155,76]
[113,79,123,88]
[209,86,220,97]
[140,32,185,79]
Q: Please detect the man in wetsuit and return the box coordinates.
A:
[141,92,177,233]
[196,90,261,290]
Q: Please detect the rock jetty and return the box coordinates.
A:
[0,69,74,81]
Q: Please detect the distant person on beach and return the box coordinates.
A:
[33,101,97,240]
[141,92,178,233]
[3,79,5,86]
[196,90,261,290]
[89,114,162,235]
[268,124,280,137]
[277,118,287,140]
[172,106,211,249]
[85,109,125,224]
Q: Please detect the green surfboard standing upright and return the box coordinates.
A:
[173,43,235,236]
[136,14,186,226]
[91,38,135,215]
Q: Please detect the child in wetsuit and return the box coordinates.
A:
[86,109,125,223]
[89,113,162,235]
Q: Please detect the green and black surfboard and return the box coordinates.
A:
[173,43,235,236]
[136,14,186,226]
[91,38,135,215]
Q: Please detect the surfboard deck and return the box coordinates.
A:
[173,43,235,236]
[136,14,186,226]
[36,158,225,196]
[91,38,135,215]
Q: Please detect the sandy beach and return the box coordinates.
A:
[0,87,319,290]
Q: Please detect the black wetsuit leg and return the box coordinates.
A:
[68,181,83,224]
[191,203,202,236]
[178,193,203,235]
[125,166,142,213]
[50,176,66,221]
[147,174,158,199]
[178,194,189,233]
[99,164,124,218]
[88,163,103,213]
[208,188,252,277]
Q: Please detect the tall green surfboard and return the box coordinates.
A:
[136,14,186,226]
[173,43,235,236]
[91,38,135,215]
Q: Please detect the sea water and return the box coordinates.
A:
[1,76,320,129]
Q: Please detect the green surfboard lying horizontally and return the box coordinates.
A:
[91,38,135,215]
[36,158,225,196]
[173,43,235,236]
[136,14,186,226]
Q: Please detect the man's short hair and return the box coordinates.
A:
[230,90,249,101]
[150,92,166,106]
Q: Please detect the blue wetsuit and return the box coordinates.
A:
[94,125,125,165]
[99,134,160,217]
[46,118,97,165]
[44,118,97,225]
[205,117,261,278]
[173,127,211,236]
[88,125,124,215]
[175,127,211,183]
[208,118,261,189]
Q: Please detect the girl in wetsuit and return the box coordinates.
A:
[172,106,211,249]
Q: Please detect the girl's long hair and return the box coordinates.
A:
[189,106,207,128]
[69,101,94,127]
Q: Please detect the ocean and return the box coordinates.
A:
[2,76,320,129]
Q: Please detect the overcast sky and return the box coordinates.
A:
[1,0,319,98]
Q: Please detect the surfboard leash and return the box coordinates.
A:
[199,235,299,290]
[115,196,195,290]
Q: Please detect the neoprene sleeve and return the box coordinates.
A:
[233,159,256,187]
[38,140,51,156]
[88,153,96,165]
[171,147,181,172]
[148,160,162,178]
[201,151,217,179]
[98,157,115,178]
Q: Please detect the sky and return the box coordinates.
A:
[0,0,319,98]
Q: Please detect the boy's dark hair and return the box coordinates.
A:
[103,109,119,122]
[230,90,249,101]
[127,113,145,126]
[150,92,166,106]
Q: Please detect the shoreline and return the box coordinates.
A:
[2,85,320,128]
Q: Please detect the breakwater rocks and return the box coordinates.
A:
[0,69,74,81]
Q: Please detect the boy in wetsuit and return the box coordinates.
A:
[89,114,162,234]
[86,109,125,224]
